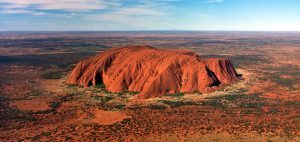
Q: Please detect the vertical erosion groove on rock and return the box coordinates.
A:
[66,46,239,99]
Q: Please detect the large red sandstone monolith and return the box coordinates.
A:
[66,46,239,99]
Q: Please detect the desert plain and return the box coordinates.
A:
[0,31,299,141]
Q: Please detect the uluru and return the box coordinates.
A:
[66,46,239,99]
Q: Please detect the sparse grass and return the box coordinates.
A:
[34,101,61,114]
[0,96,36,122]
[239,102,264,109]
[253,124,264,135]
[158,100,197,107]
[203,99,226,109]
[67,84,77,87]
[147,105,167,110]
[93,96,114,103]
[166,92,184,97]
[30,131,52,141]
[95,83,105,89]
[50,101,61,110]
[42,70,64,79]
[113,104,126,110]
[113,91,139,96]
[126,91,139,95]
[61,93,77,102]
[272,74,296,89]
[202,92,266,112]
[30,90,44,96]
[262,65,299,89]
[267,108,278,114]
[0,108,36,122]
[35,94,78,114]
[284,101,300,107]
[0,95,8,104]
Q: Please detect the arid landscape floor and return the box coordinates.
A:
[0,32,299,141]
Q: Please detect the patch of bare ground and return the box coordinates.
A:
[90,109,131,125]
[9,97,52,112]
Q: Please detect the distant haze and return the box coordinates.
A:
[0,0,299,31]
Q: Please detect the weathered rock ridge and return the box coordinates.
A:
[67,46,239,99]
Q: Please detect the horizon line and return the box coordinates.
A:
[1,30,300,33]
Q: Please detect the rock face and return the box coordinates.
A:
[67,46,239,99]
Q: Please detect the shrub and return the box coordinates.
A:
[147,105,167,110]
[42,70,64,79]
[158,100,197,107]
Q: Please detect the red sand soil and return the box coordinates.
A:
[67,46,239,99]
[9,97,52,112]
[90,110,131,125]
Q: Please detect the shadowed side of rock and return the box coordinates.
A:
[66,46,239,99]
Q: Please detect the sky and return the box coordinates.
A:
[0,0,300,31]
